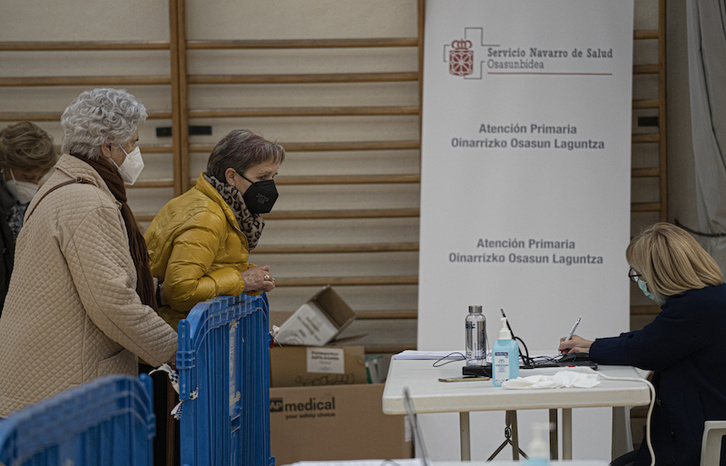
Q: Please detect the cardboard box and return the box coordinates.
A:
[270,383,412,465]
[270,346,367,387]
[275,285,356,346]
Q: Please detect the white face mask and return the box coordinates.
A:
[5,170,39,204]
[113,145,144,185]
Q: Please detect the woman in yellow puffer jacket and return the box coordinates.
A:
[145,129,284,331]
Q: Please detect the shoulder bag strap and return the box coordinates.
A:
[25,177,94,223]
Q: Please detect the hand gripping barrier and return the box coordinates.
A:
[0,374,155,466]
[177,293,273,466]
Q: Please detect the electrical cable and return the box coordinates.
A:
[432,351,466,367]
[595,370,656,466]
[674,219,726,238]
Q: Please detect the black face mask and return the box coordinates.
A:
[240,174,278,214]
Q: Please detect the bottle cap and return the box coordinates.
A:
[499,317,512,340]
[468,305,482,314]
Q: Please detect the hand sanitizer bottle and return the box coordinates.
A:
[525,423,551,466]
[492,317,519,386]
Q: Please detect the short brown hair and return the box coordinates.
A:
[626,222,723,303]
[0,122,57,172]
[206,129,285,182]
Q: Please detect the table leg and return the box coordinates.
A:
[549,409,559,460]
[507,410,520,461]
[562,408,573,460]
[612,406,634,459]
[459,411,471,461]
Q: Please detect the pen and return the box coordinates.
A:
[565,317,581,341]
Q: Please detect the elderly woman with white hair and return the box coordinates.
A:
[0,88,177,417]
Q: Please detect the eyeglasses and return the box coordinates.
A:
[628,268,644,283]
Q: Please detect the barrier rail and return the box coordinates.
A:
[177,293,273,466]
[0,374,155,466]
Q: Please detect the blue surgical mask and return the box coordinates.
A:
[637,279,664,305]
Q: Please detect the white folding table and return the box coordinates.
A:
[381,358,651,461]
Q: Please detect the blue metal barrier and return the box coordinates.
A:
[177,293,273,466]
[0,374,155,466]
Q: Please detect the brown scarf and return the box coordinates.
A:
[70,153,158,313]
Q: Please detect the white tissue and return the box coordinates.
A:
[502,368,600,389]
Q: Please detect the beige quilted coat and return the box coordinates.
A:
[0,154,178,417]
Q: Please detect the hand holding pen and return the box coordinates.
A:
[565,317,581,342]
[558,317,593,354]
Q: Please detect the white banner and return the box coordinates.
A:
[419,0,633,354]
[418,2,634,459]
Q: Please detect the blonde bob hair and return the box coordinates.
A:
[626,222,723,303]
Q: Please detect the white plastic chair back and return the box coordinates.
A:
[701,420,726,466]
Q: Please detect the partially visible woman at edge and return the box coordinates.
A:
[0,122,57,315]
[0,88,177,418]
[559,222,726,466]
[145,128,282,332]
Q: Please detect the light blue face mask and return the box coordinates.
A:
[637,279,664,305]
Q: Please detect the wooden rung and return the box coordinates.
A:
[275,174,420,185]
[631,305,661,315]
[633,64,662,75]
[0,41,170,51]
[190,140,420,152]
[137,145,174,154]
[355,309,418,319]
[126,180,174,189]
[48,144,171,155]
[633,30,659,40]
[189,106,420,118]
[0,76,171,87]
[187,38,419,49]
[137,208,420,223]
[632,167,660,178]
[144,200,661,221]
[632,99,659,109]
[631,202,661,212]
[632,133,660,144]
[136,214,156,223]
[262,208,420,220]
[270,276,418,286]
[0,111,172,122]
[253,242,419,254]
[188,72,419,85]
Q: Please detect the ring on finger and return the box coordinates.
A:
[264,274,270,281]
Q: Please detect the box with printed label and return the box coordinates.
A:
[270,345,367,387]
[270,383,412,465]
[275,285,355,346]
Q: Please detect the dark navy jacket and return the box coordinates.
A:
[590,283,726,466]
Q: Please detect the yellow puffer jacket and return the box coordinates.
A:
[145,173,254,331]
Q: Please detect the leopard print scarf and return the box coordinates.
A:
[204,173,264,250]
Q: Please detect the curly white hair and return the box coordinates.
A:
[60,88,147,160]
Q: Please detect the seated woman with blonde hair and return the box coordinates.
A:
[559,222,726,466]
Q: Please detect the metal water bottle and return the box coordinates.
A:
[465,305,486,360]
